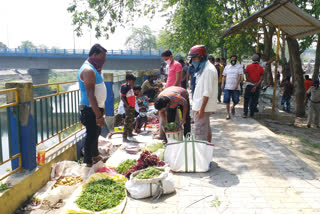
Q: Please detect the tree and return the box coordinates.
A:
[0,42,7,48]
[313,34,320,81]
[38,44,49,49]
[19,40,36,49]
[125,25,157,50]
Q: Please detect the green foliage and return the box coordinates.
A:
[19,40,37,49]
[67,0,160,39]
[0,41,7,49]
[125,25,157,50]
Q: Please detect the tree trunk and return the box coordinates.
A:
[313,34,320,81]
[287,37,305,117]
[263,26,275,86]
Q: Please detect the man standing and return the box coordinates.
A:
[187,59,196,97]
[305,80,320,128]
[216,58,224,103]
[161,49,182,88]
[188,45,218,142]
[243,54,264,118]
[78,44,107,167]
[155,86,191,140]
[179,59,189,89]
[221,55,243,120]
[280,77,294,112]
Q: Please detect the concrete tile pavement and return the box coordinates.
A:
[123,104,320,214]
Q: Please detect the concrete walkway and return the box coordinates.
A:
[123,105,320,214]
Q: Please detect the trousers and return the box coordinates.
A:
[80,106,103,164]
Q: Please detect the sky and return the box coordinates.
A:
[0,0,166,50]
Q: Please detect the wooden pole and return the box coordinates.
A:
[257,34,260,52]
[272,26,281,120]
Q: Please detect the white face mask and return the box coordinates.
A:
[165,59,172,65]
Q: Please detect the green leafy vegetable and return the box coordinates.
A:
[134,167,164,179]
[115,159,137,174]
[75,179,126,212]
[164,122,179,132]
[0,184,8,193]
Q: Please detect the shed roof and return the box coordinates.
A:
[223,0,320,39]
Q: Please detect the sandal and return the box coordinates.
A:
[92,155,107,164]
[226,115,231,120]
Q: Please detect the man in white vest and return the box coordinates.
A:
[188,45,218,142]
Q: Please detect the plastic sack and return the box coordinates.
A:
[51,161,88,180]
[64,172,127,214]
[125,167,175,199]
[98,136,113,155]
[164,134,214,172]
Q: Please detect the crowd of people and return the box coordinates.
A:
[77,43,320,167]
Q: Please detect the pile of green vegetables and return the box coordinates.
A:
[0,184,8,193]
[134,166,164,179]
[115,159,137,174]
[164,122,180,132]
[75,179,126,212]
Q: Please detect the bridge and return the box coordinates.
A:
[0,48,162,70]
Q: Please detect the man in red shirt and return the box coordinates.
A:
[243,54,264,118]
[161,49,182,88]
[305,75,313,103]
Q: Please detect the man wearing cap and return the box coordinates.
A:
[188,45,218,142]
[305,80,320,128]
[243,53,264,118]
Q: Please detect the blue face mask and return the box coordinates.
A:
[192,61,200,69]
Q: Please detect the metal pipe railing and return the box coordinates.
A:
[0,88,22,181]
[33,81,84,153]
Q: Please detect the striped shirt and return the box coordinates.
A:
[158,86,189,108]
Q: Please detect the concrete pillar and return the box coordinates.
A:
[5,81,37,171]
[28,69,50,96]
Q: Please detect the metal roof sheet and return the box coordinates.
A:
[223,0,320,39]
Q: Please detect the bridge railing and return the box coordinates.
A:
[0,48,162,57]
[33,81,84,153]
[0,88,22,181]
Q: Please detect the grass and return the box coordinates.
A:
[296,136,320,150]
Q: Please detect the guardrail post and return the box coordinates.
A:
[5,81,37,171]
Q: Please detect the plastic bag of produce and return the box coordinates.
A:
[125,167,175,199]
[64,172,127,214]
[164,134,214,172]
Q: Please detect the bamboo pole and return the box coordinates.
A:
[272,25,281,120]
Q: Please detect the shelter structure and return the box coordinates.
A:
[223,0,320,119]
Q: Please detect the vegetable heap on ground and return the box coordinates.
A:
[115,159,137,174]
[124,151,165,178]
[75,178,126,212]
[135,166,164,179]
[52,176,83,189]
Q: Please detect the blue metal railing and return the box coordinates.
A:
[0,48,162,58]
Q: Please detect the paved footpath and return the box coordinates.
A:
[124,105,320,214]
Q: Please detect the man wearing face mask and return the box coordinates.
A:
[188,45,218,142]
[78,44,107,167]
[221,55,243,120]
[161,49,182,88]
